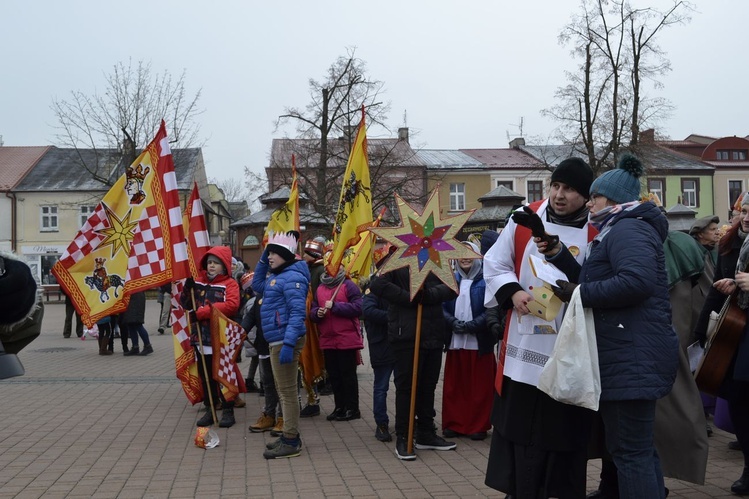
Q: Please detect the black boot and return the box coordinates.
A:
[219,404,235,428]
[123,346,140,356]
[138,344,153,355]
[196,410,215,427]
[732,466,749,496]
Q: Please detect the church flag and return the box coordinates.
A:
[51,121,190,327]
[263,155,300,246]
[326,107,372,276]
[210,306,247,402]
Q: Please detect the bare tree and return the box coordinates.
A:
[51,59,203,185]
[241,168,268,213]
[268,48,426,221]
[543,0,692,173]
[210,176,250,204]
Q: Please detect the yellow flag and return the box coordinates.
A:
[343,207,385,283]
[263,156,300,246]
[327,109,372,276]
[51,122,189,326]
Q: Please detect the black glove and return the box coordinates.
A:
[551,279,578,303]
[512,206,560,249]
[453,320,466,334]
[183,277,195,292]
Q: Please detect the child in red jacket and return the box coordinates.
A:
[180,245,240,428]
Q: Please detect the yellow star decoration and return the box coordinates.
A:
[372,188,481,300]
[96,203,139,257]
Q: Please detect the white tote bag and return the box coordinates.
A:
[538,286,601,411]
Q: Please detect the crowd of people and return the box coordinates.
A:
[55,152,749,496]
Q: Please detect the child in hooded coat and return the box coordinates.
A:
[180,245,240,428]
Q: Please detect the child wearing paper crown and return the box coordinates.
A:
[180,245,240,428]
[252,230,310,459]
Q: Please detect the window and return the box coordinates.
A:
[648,178,665,205]
[40,206,58,232]
[527,180,543,203]
[681,178,699,208]
[79,205,96,228]
[729,180,743,209]
[495,180,513,190]
[733,150,747,161]
[717,150,729,160]
[449,183,465,211]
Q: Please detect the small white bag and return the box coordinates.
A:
[538,286,601,411]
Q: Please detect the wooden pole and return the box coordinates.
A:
[406,302,423,454]
[189,287,218,425]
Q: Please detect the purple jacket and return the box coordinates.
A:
[310,278,363,351]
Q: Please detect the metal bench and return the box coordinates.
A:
[42,285,63,302]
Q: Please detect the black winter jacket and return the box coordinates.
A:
[369,268,456,350]
[362,286,395,366]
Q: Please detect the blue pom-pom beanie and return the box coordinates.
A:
[589,153,644,204]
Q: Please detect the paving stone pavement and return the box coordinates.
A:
[0,300,745,498]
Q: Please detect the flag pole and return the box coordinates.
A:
[190,288,218,425]
[407,302,424,454]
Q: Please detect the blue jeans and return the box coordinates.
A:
[126,323,150,347]
[599,399,665,499]
[372,363,394,426]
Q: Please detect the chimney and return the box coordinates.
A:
[398,127,409,143]
[640,129,655,142]
[509,137,525,148]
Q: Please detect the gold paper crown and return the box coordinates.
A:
[267,231,298,253]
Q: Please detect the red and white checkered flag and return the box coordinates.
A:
[125,125,190,286]
[185,182,210,277]
[210,306,247,402]
[171,280,203,404]
[52,120,191,327]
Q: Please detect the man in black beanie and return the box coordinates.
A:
[481,157,596,498]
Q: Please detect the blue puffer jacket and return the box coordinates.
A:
[579,202,678,401]
[251,254,310,348]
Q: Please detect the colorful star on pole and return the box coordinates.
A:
[372,187,481,300]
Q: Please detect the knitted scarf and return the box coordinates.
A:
[320,268,346,288]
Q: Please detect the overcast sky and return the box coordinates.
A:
[1,0,746,190]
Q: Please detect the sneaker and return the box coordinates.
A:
[442,428,460,438]
[375,424,392,442]
[246,380,260,393]
[270,416,284,437]
[263,436,302,459]
[266,437,304,450]
[234,396,246,408]
[138,344,153,356]
[300,404,320,417]
[158,328,165,335]
[249,413,276,433]
[395,436,416,461]
[415,432,457,451]
[196,410,214,427]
